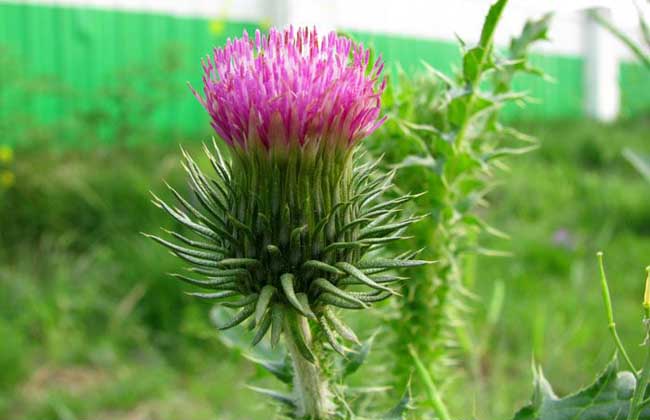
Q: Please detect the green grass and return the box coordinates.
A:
[2,117,650,419]
[0,143,271,419]
[451,117,650,418]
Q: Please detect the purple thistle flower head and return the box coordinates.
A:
[191,26,386,152]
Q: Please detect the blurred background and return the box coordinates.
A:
[1,0,650,419]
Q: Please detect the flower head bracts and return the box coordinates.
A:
[191,27,386,152]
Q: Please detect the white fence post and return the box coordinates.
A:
[583,7,620,122]
[266,0,337,32]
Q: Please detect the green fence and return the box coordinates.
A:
[0,1,647,145]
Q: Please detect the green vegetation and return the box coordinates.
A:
[370,2,551,393]
[458,117,650,418]
[1,116,650,419]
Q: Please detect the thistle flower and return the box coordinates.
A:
[190,26,386,151]
[148,27,425,418]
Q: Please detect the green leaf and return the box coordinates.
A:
[336,262,395,294]
[318,293,366,310]
[480,0,509,48]
[251,310,272,346]
[623,148,650,184]
[493,11,552,93]
[285,312,316,363]
[420,60,454,86]
[512,356,649,420]
[483,144,539,161]
[165,229,226,252]
[358,258,432,274]
[270,304,284,347]
[392,155,437,171]
[312,278,369,308]
[341,334,375,378]
[382,387,412,419]
[247,386,295,408]
[302,260,346,276]
[221,294,258,308]
[242,353,292,384]
[255,285,277,324]
[186,290,238,300]
[510,13,552,59]
[448,93,494,127]
[463,46,488,83]
[280,273,314,318]
[169,273,237,290]
[318,316,346,356]
[324,308,360,344]
[409,345,452,420]
[211,304,255,330]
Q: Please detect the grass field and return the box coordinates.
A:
[1,116,650,419]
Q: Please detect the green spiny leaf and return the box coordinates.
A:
[165,229,227,252]
[186,290,238,300]
[151,193,220,242]
[189,267,248,278]
[255,285,277,324]
[247,386,295,408]
[312,278,369,309]
[222,293,259,308]
[170,273,237,290]
[336,262,395,294]
[251,310,272,346]
[296,293,316,319]
[303,260,345,276]
[480,0,508,48]
[281,274,314,318]
[341,334,375,378]
[351,290,392,303]
[324,308,360,344]
[144,233,224,260]
[318,316,346,356]
[337,274,406,286]
[213,304,255,330]
[286,313,316,363]
[382,387,412,420]
[243,354,292,384]
[270,304,284,347]
[512,356,647,420]
[318,293,366,310]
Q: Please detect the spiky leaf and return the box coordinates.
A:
[512,357,650,420]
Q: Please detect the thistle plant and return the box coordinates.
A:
[147,27,426,419]
[512,254,650,420]
[370,0,551,391]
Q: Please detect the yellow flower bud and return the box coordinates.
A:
[0,146,13,164]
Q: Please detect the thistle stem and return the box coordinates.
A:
[627,322,650,420]
[598,252,637,376]
[409,345,451,420]
[629,267,650,420]
[284,313,333,419]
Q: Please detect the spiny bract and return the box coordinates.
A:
[147,27,428,363]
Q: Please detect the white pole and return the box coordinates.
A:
[267,0,337,33]
[583,7,620,122]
